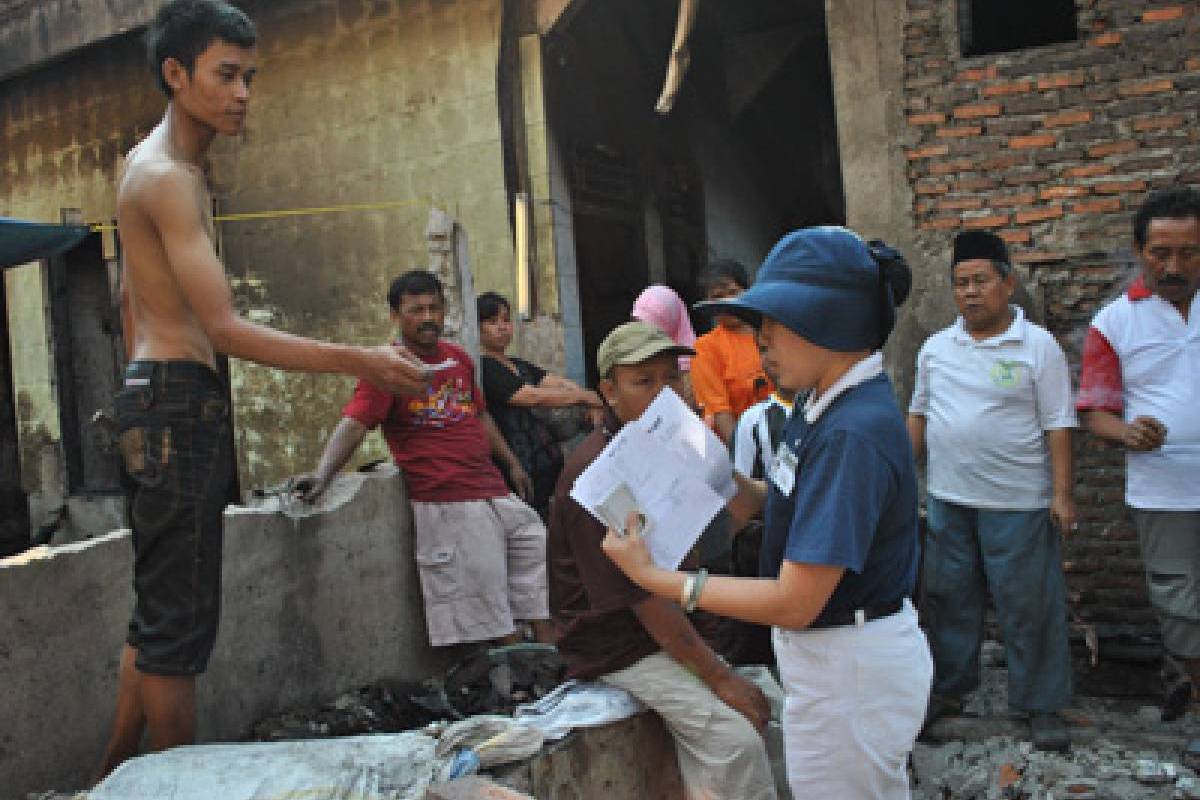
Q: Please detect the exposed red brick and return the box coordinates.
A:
[1003,169,1053,186]
[998,228,1033,245]
[1090,32,1121,47]
[1118,78,1175,96]
[1133,113,1186,132]
[957,65,999,81]
[953,102,1003,120]
[928,157,976,175]
[1015,205,1065,224]
[1009,133,1057,149]
[915,181,950,195]
[1065,163,1115,178]
[919,217,962,230]
[937,125,984,138]
[979,153,1028,171]
[1040,185,1090,200]
[983,80,1034,97]
[955,176,1000,191]
[1143,6,1185,22]
[1037,73,1086,90]
[1188,56,1200,71]
[1088,140,1138,157]
[1043,110,1093,128]
[907,144,950,159]
[964,214,1010,229]
[1094,179,1149,194]
[1073,198,1123,214]
[993,191,1037,207]
[907,112,946,126]
[937,197,985,211]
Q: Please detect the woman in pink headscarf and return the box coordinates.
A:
[632,285,696,371]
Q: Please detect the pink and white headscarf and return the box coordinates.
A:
[632,284,696,371]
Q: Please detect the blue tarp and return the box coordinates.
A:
[0,217,91,270]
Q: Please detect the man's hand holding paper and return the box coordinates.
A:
[570,388,736,568]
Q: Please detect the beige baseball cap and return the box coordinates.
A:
[596,321,695,377]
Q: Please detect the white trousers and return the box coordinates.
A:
[774,600,932,799]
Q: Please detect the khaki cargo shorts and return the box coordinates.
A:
[412,493,549,647]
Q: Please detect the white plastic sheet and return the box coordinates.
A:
[512,680,647,740]
[89,732,440,800]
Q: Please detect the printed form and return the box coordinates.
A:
[570,387,737,568]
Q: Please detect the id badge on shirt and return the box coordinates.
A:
[770,441,798,497]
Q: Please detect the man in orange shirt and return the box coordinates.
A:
[692,261,772,444]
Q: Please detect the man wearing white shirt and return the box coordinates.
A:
[732,392,793,482]
[1078,187,1200,723]
[908,231,1076,752]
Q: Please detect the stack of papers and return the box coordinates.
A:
[569,388,736,568]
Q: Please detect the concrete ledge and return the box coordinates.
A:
[0,467,447,797]
[524,712,685,799]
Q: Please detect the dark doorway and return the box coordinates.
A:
[569,143,651,385]
[544,0,844,382]
[0,274,29,556]
[46,232,124,495]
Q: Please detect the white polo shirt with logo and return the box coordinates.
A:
[1079,282,1200,510]
[910,306,1077,509]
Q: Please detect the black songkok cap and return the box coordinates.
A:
[952,231,1011,273]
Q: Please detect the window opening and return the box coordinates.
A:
[959,0,1077,57]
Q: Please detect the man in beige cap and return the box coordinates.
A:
[547,321,783,800]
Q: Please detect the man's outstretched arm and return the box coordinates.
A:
[142,166,427,395]
[294,417,369,501]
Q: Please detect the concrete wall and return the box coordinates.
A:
[0,0,158,82]
[0,0,525,495]
[0,467,448,798]
[215,0,515,487]
[824,0,926,399]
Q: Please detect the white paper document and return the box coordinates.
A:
[570,388,736,569]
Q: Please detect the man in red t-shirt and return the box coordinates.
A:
[297,270,550,646]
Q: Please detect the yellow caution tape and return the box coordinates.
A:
[90,198,435,233]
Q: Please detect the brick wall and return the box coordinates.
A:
[902,1,1199,635]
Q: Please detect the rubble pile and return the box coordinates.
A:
[913,643,1200,799]
[912,737,1200,799]
[251,679,443,741]
[250,644,565,742]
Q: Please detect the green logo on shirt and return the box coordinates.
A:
[990,359,1024,388]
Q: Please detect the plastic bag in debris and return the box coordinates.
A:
[434,715,544,768]
[512,679,647,740]
[88,731,439,800]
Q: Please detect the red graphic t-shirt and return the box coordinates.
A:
[341,341,510,502]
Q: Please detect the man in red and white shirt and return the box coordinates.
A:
[296,270,550,647]
[1079,186,1200,708]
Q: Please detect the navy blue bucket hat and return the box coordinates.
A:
[696,226,911,352]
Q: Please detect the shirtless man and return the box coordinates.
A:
[94,0,427,782]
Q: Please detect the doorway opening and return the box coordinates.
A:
[543,0,845,384]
